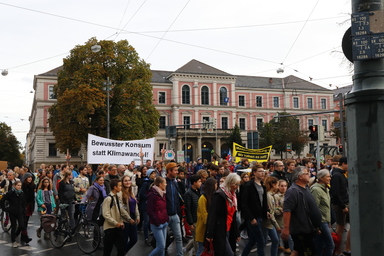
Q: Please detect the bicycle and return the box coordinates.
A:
[50,202,101,254]
[0,191,11,232]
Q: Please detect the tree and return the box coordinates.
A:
[259,112,307,158]
[49,38,160,153]
[223,123,243,149]
[0,122,23,168]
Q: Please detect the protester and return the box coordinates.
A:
[36,177,56,240]
[81,175,107,223]
[147,176,168,256]
[206,173,241,256]
[21,173,36,244]
[58,170,76,228]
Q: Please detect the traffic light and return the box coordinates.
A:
[309,125,318,141]
[338,145,343,153]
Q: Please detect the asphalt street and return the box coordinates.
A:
[0,212,293,256]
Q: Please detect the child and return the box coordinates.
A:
[36,177,56,240]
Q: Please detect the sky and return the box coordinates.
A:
[0,0,353,147]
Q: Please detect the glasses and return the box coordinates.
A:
[278,165,284,167]
[232,183,240,186]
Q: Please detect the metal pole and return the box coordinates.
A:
[316,116,320,170]
[185,122,187,162]
[106,77,110,139]
[345,1,384,254]
[339,93,346,157]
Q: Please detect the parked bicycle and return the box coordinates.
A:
[50,202,101,254]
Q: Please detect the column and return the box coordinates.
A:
[213,81,217,106]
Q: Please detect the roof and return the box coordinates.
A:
[151,70,173,84]
[38,66,63,76]
[333,85,352,96]
[175,59,231,76]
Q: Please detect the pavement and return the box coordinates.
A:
[0,212,295,256]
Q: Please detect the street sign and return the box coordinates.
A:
[207,128,213,133]
[286,143,292,152]
[177,151,184,162]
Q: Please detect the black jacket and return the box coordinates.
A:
[330,167,349,208]
[58,180,75,204]
[184,187,201,225]
[1,189,26,216]
[206,189,240,256]
[241,180,268,220]
[165,177,182,216]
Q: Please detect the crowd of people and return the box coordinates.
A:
[0,155,351,256]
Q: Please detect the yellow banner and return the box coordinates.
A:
[233,143,272,163]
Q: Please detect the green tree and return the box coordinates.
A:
[49,38,159,153]
[0,122,23,168]
[259,112,307,158]
[223,123,243,149]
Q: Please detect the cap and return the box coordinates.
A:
[146,169,155,177]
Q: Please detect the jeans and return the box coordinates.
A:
[262,226,279,256]
[196,241,204,256]
[61,203,75,229]
[143,212,150,240]
[149,223,168,256]
[168,214,183,256]
[242,218,265,256]
[315,222,335,256]
[123,222,138,253]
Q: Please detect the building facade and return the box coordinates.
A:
[27,60,335,170]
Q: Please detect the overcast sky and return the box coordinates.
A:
[0,0,352,147]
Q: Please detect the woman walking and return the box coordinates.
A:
[120,175,140,254]
[1,181,28,247]
[58,170,75,228]
[147,176,168,256]
[81,175,107,224]
[206,173,241,256]
[36,177,56,239]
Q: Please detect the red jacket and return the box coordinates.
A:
[147,187,168,226]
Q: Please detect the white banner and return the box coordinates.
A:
[87,134,155,165]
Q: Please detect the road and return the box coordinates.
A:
[0,212,292,256]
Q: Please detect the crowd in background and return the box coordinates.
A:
[0,154,350,256]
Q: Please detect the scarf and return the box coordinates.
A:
[152,185,166,198]
[12,186,22,195]
[220,184,237,211]
[94,182,108,198]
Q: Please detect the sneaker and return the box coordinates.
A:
[183,247,188,256]
[36,228,42,238]
[145,238,151,246]
[278,246,285,251]
[236,248,240,252]
[240,230,248,239]
[12,242,18,248]
[250,248,258,253]
[284,248,292,254]
[44,232,50,240]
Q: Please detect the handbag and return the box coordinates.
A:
[201,240,214,256]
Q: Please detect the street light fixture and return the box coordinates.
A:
[103,77,112,139]
[1,69,8,76]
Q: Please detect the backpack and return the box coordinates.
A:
[97,195,114,226]
[41,214,57,233]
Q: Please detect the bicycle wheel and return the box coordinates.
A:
[1,210,11,232]
[76,220,101,254]
[50,219,69,248]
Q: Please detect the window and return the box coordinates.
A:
[308,119,314,127]
[273,97,279,108]
[159,143,164,155]
[293,97,299,108]
[159,116,166,129]
[222,117,228,129]
[48,143,57,157]
[182,85,190,104]
[201,86,209,105]
[256,96,262,107]
[321,98,327,109]
[239,118,246,130]
[219,87,228,106]
[322,119,328,131]
[307,98,313,109]
[49,85,56,99]
[183,116,191,129]
[158,92,166,104]
[239,95,245,107]
[257,118,263,131]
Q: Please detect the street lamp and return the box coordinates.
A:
[1,69,8,76]
[103,77,112,139]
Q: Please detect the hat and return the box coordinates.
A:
[22,172,33,181]
[197,157,202,161]
[166,162,177,171]
[146,169,156,177]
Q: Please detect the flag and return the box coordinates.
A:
[226,149,232,162]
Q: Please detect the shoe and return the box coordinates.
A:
[250,248,258,253]
[183,247,188,256]
[284,248,292,254]
[145,238,151,246]
[240,230,248,239]
[44,232,50,240]
[342,251,352,256]
[36,228,42,238]
[12,242,18,248]
[278,246,285,251]
[236,248,240,252]
[236,243,239,247]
